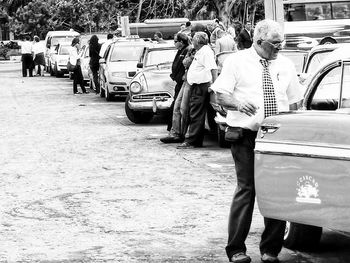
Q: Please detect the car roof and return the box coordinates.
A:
[46,31,80,37]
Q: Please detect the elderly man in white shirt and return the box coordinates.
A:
[211,19,303,263]
[177,31,218,149]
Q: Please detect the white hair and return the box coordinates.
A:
[253,19,283,42]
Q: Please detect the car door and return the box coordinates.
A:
[99,44,112,86]
[255,60,350,233]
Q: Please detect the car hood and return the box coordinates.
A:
[108,61,138,72]
[141,66,176,94]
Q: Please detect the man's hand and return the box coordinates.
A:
[237,101,259,116]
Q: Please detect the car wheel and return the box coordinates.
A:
[125,95,153,124]
[284,222,322,250]
[320,37,336,45]
[50,64,54,76]
[99,78,105,98]
[218,125,231,148]
[105,85,113,101]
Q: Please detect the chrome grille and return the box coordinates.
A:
[132,93,171,101]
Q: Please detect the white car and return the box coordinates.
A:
[99,38,147,101]
[48,42,71,77]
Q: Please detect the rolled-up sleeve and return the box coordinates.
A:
[210,55,236,95]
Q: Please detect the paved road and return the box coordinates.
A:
[1,62,349,262]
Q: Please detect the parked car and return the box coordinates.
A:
[44,30,80,72]
[255,46,350,250]
[48,41,71,77]
[99,37,147,101]
[125,44,177,123]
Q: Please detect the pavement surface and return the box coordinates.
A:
[1,62,350,262]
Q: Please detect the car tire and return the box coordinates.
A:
[125,95,153,124]
[99,78,105,98]
[50,65,54,76]
[105,86,113,101]
[284,222,322,250]
[320,37,336,45]
[217,125,231,148]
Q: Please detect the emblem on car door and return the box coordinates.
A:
[296,175,321,204]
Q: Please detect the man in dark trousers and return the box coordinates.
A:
[211,19,303,263]
[237,22,253,50]
[177,32,217,149]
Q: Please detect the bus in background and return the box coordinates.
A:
[284,0,350,48]
[117,18,213,40]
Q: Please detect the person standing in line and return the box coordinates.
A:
[160,33,191,142]
[20,35,34,77]
[89,35,101,94]
[177,32,217,149]
[32,35,46,76]
[154,31,167,43]
[210,19,303,263]
[237,22,253,50]
[214,28,238,55]
[69,37,88,94]
[99,33,113,58]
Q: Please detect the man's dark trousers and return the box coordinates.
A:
[186,82,210,146]
[22,54,33,77]
[225,130,286,259]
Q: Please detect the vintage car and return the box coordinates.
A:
[98,37,147,100]
[125,45,177,124]
[255,46,350,250]
[48,41,71,77]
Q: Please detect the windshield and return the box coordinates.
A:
[145,49,177,67]
[51,36,76,46]
[60,46,70,55]
[110,45,144,62]
[306,50,333,74]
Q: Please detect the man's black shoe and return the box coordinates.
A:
[160,136,184,143]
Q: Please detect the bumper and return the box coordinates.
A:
[57,65,68,74]
[128,97,173,112]
[107,81,130,96]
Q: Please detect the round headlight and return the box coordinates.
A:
[130,82,142,93]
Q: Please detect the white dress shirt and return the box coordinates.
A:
[69,46,79,65]
[211,47,303,131]
[20,41,32,54]
[99,39,112,58]
[32,42,45,56]
[187,45,217,85]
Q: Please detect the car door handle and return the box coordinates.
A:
[260,123,280,138]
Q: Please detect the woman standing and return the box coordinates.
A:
[89,35,101,94]
[32,35,45,76]
[69,37,88,94]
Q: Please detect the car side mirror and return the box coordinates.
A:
[99,58,106,64]
[137,62,143,68]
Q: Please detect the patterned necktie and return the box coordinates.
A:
[260,59,278,118]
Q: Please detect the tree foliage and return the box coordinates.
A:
[6,0,266,38]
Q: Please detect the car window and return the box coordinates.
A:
[310,65,341,110]
[306,50,333,74]
[340,62,350,108]
[145,49,177,66]
[104,45,111,60]
[59,46,70,55]
[51,36,75,46]
[110,45,144,62]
